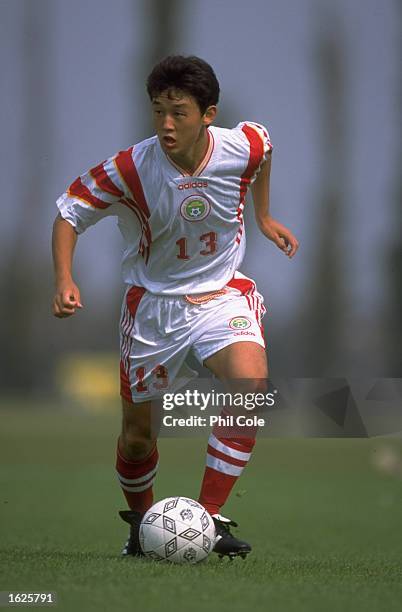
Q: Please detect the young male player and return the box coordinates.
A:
[52,55,299,560]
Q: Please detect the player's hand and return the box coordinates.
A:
[53,279,83,318]
[260,217,299,258]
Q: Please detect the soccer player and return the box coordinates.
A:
[52,55,299,560]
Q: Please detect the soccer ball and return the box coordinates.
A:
[139,496,216,563]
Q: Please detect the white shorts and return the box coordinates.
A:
[119,272,267,402]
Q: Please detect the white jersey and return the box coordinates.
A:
[57,121,272,295]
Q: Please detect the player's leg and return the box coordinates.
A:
[204,339,268,380]
[200,342,268,558]
[195,310,268,518]
[201,341,268,512]
[117,287,160,518]
[117,288,196,555]
[116,397,159,556]
[117,398,158,513]
[191,280,268,557]
[117,286,158,555]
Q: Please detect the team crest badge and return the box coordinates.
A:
[229,316,252,330]
[180,195,211,222]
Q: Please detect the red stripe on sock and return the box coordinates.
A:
[199,435,256,516]
[116,443,158,479]
[206,445,248,468]
[116,441,158,513]
[212,435,256,454]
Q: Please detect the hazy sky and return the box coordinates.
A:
[1,0,399,322]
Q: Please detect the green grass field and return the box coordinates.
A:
[1,401,401,611]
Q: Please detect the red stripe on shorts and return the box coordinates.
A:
[226,277,254,295]
[120,286,147,402]
[126,286,146,317]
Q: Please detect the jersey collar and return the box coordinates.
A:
[158,128,215,178]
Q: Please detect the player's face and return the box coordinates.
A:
[152,90,216,159]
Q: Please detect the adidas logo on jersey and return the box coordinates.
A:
[178,181,208,190]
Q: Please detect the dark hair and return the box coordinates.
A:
[146,55,220,114]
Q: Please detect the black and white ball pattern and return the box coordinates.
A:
[139,497,216,563]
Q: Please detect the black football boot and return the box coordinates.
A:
[212,514,252,560]
[119,510,145,557]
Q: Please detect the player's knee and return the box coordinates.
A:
[233,377,269,396]
[120,431,155,460]
[248,378,269,394]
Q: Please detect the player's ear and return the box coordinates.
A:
[203,105,217,127]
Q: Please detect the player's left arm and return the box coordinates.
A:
[251,155,299,258]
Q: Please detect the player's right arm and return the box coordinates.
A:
[52,147,135,317]
[52,213,83,318]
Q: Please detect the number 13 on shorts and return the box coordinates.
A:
[135,365,169,393]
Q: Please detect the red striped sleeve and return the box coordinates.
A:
[121,198,152,264]
[241,124,265,179]
[68,177,110,209]
[234,126,266,244]
[114,148,150,218]
[89,162,124,198]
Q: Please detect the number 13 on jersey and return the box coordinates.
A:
[176,232,217,260]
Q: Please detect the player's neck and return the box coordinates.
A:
[169,127,209,175]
